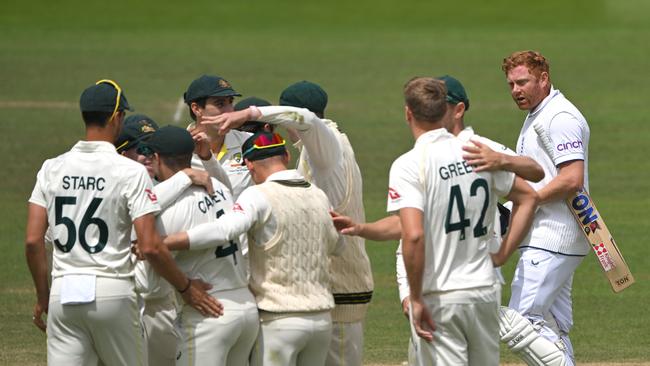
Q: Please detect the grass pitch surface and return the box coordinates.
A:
[2,0,649,364]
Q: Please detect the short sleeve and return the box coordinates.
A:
[491,169,516,198]
[124,165,160,220]
[548,112,586,165]
[28,163,48,208]
[387,153,424,213]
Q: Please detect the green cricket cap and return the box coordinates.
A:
[115,114,159,153]
[138,125,195,156]
[235,96,272,111]
[183,75,242,104]
[235,97,273,133]
[279,81,328,115]
[242,131,287,163]
[437,75,470,111]
[79,81,132,113]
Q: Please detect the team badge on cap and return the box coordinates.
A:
[218,79,231,88]
[141,123,156,133]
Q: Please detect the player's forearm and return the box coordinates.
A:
[501,155,545,183]
[25,204,50,302]
[257,106,314,131]
[153,171,192,210]
[187,214,250,250]
[402,234,425,300]
[537,176,582,204]
[494,181,539,266]
[360,215,401,241]
[537,161,584,204]
[25,241,50,303]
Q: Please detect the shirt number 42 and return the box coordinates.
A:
[445,178,489,240]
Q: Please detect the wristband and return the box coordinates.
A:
[178,279,192,294]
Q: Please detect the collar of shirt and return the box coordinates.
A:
[414,127,454,147]
[72,140,118,154]
[528,86,561,117]
[265,169,304,182]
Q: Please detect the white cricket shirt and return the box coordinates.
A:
[157,175,247,292]
[395,126,515,300]
[29,141,160,278]
[516,87,591,255]
[387,128,514,293]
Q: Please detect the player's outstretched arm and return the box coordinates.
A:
[133,213,223,317]
[462,139,545,182]
[492,177,539,266]
[536,159,584,204]
[25,203,49,332]
[331,212,401,241]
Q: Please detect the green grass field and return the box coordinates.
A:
[2,0,649,364]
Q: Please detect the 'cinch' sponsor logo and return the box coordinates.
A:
[556,140,583,151]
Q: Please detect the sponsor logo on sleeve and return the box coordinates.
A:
[145,188,158,203]
[232,203,243,212]
[388,187,401,201]
[556,140,583,152]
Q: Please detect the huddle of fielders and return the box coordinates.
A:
[25,50,624,366]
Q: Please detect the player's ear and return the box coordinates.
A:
[453,102,465,120]
[404,105,413,124]
[190,102,202,119]
[539,71,550,88]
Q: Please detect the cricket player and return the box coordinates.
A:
[115,114,219,366]
[391,77,538,365]
[184,74,252,200]
[24,80,222,366]
[201,81,373,366]
[137,126,258,366]
[162,131,341,366]
[497,50,591,365]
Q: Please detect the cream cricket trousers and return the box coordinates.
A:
[47,277,145,366]
[142,294,178,366]
[251,310,332,366]
[412,286,499,366]
[326,321,364,366]
[176,287,259,366]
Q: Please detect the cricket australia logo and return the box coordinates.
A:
[140,122,156,133]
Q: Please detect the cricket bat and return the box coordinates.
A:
[533,123,634,293]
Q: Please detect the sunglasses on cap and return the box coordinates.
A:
[95,79,122,123]
[242,133,286,158]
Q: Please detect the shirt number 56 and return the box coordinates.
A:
[54,196,108,254]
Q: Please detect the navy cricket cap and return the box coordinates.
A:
[279,81,328,115]
[183,75,242,104]
[436,75,470,111]
[138,125,195,156]
[115,114,159,153]
[79,80,132,113]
